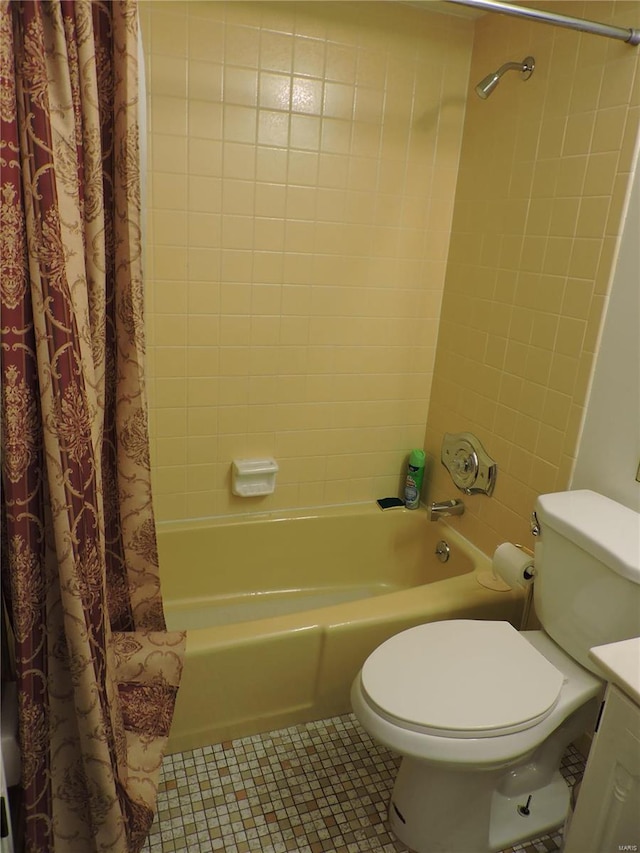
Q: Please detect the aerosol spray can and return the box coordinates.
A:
[404,449,425,509]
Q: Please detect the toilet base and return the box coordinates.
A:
[489,771,570,851]
[388,758,570,853]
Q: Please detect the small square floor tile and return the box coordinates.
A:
[143,714,584,853]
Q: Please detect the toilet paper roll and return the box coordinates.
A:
[492,542,535,589]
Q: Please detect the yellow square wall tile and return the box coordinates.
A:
[536,424,564,468]
[154,407,187,439]
[221,215,255,251]
[186,437,219,466]
[187,348,219,380]
[153,377,186,409]
[220,316,251,347]
[156,437,188,468]
[293,34,326,78]
[531,456,558,494]
[251,283,282,315]
[153,210,188,247]
[254,182,287,218]
[524,346,553,387]
[188,407,218,436]
[154,466,187,496]
[217,405,249,437]
[150,56,187,99]
[155,348,187,378]
[288,151,320,186]
[224,105,258,145]
[153,280,188,315]
[188,177,222,215]
[189,139,223,179]
[223,142,257,181]
[548,353,579,396]
[187,463,219,493]
[599,55,637,109]
[188,17,224,62]
[291,77,323,116]
[154,493,187,523]
[155,315,187,346]
[541,388,572,432]
[224,67,259,108]
[508,445,534,485]
[509,308,534,346]
[252,251,284,285]
[150,11,187,58]
[554,317,586,359]
[151,173,188,209]
[591,105,628,153]
[218,346,251,377]
[225,24,261,69]
[256,146,288,183]
[217,375,248,407]
[188,60,223,103]
[543,229,571,274]
[503,340,528,378]
[188,212,221,248]
[576,196,611,239]
[260,30,294,74]
[152,246,189,281]
[583,151,619,198]
[320,118,352,156]
[185,491,218,520]
[563,112,596,157]
[186,250,220,285]
[220,255,253,289]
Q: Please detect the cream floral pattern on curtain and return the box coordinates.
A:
[0,2,186,851]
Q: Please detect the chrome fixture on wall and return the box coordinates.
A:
[441,432,497,495]
[475,56,534,99]
[429,499,465,521]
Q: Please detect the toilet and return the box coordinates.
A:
[351,490,640,853]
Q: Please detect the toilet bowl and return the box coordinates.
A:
[351,620,602,852]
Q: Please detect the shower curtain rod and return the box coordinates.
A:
[445,0,640,45]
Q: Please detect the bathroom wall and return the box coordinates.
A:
[571,148,640,511]
[140,1,474,521]
[424,1,640,554]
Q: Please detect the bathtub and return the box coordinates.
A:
[158,503,524,754]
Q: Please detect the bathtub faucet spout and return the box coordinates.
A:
[429,499,465,521]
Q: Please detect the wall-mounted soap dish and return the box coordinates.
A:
[232,458,279,497]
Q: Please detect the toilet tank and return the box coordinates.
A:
[533,490,640,676]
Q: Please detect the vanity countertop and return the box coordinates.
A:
[589,637,640,706]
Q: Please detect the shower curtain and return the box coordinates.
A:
[0,2,185,851]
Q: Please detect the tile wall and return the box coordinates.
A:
[140,1,474,521]
[424,1,640,554]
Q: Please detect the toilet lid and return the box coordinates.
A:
[361,620,565,738]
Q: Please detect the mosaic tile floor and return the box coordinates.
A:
[143,714,585,853]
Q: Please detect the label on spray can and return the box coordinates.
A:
[404,449,425,509]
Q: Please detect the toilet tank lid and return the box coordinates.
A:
[535,490,640,584]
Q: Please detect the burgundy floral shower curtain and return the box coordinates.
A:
[0,2,185,851]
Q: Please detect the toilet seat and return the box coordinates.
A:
[361,620,565,738]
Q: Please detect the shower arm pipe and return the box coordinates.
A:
[445,0,640,46]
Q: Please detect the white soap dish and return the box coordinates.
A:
[232,458,279,497]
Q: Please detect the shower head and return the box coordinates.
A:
[475,55,535,99]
